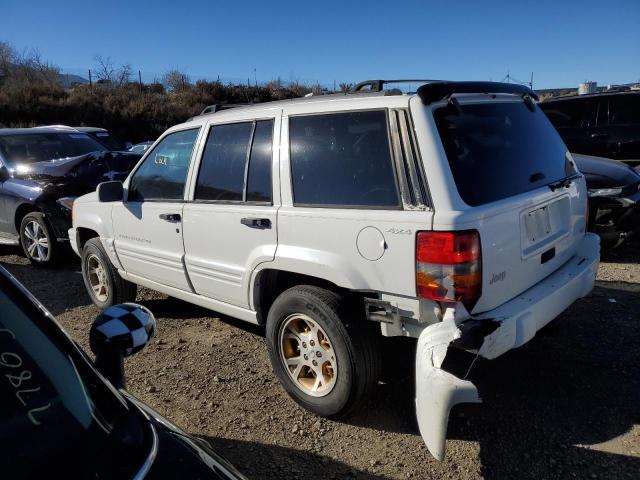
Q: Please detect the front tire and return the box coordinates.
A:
[81,238,137,309]
[265,285,380,418]
[20,212,57,266]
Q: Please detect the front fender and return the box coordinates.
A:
[73,199,120,268]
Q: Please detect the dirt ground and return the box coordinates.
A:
[1,240,639,480]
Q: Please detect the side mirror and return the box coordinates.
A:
[0,165,10,181]
[90,303,156,389]
[97,181,124,202]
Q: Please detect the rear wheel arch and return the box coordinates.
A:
[252,268,367,326]
[253,269,339,325]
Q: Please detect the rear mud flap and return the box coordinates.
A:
[415,306,481,460]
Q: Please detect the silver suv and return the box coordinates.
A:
[70,80,600,459]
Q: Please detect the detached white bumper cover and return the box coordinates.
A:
[416,232,600,460]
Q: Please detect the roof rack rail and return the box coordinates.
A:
[199,104,252,115]
[352,79,440,92]
[417,81,538,105]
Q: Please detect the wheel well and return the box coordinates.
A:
[76,227,99,251]
[253,269,361,325]
[14,204,40,232]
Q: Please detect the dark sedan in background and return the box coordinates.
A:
[573,153,640,249]
[0,127,141,265]
[0,265,248,479]
[75,126,132,151]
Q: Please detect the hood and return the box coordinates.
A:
[573,153,640,189]
[12,151,141,187]
[13,155,90,178]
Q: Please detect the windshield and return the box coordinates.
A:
[0,132,108,166]
[0,272,148,478]
[91,131,127,150]
[434,100,575,206]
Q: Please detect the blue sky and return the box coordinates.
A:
[4,0,639,89]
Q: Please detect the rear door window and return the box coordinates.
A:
[434,101,573,206]
[289,110,400,208]
[246,120,273,202]
[195,119,274,203]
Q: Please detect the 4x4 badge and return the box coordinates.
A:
[386,228,412,235]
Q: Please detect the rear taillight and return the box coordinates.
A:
[416,230,482,309]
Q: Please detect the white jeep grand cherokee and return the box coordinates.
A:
[70,80,600,459]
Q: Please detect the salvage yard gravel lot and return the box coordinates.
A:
[1,242,639,480]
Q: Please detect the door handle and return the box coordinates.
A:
[159,213,181,222]
[241,217,271,228]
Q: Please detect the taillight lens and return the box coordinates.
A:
[416,230,482,309]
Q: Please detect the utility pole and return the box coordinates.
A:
[254,68,257,87]
[138,70,142,91]
[530,72,534,90]
[88,69,92,88]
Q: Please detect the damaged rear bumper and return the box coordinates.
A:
[416,232,600,460]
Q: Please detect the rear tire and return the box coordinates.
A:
[20,212,58,267]
[81,238,137,309]
[265,285,380,418]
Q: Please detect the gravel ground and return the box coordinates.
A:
[1,240,639,480]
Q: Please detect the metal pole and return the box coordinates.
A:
[88,69,92,88]
[138,70,142,91]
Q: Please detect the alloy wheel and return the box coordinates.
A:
[279,313,338,397]
[87,254,109,302]
[23,221,49,262]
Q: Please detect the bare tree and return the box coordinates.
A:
[339,82,353,93]
[162,69,190,92]
[94,55,116,83]
[116,62,133,86]
[0,41,16,75]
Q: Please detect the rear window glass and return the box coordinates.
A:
[434,101,573,206]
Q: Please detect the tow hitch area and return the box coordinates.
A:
[415,305,499,460]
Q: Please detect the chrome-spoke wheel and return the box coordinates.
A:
[279,313,337,397]
[87,254,109,302]
[23,220,49,261]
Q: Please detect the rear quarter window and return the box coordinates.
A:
[289,110,400,208]
[434,101,573,206]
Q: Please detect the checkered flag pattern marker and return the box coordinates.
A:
[90,303,156,356]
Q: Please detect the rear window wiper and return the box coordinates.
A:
[548,174,580,191]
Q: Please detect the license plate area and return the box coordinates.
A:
[525,206,551,243]
[521,195,571,258]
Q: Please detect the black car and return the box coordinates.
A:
[573,153,640,249]
[75,126,131,151]
[0,265,248,479]
[0,127,141,265]
[540,91,640,165]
